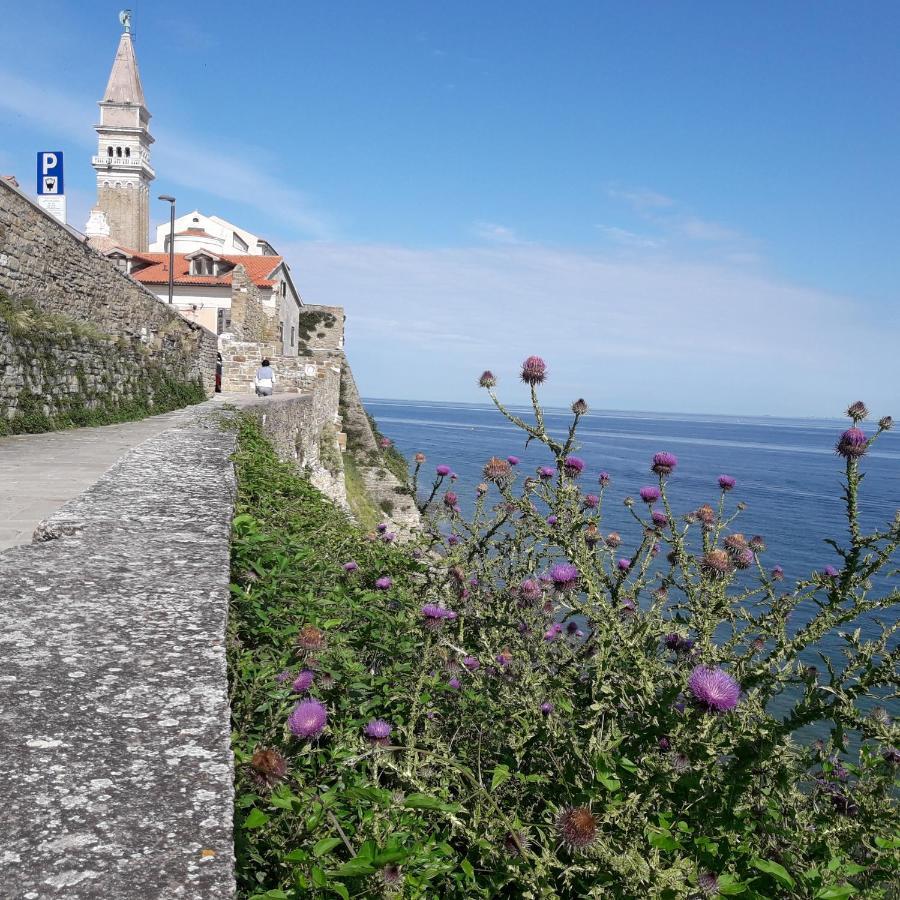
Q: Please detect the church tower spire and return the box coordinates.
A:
[86,10,155,251]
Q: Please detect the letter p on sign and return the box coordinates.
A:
[36,151,64,195]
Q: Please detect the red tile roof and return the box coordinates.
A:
[129,253,282,288]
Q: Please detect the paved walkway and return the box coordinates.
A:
[0,402,221,550]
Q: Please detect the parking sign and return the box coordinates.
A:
[37,151,64,195]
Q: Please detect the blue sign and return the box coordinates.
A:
[36,151,64,195]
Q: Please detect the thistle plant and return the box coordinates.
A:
[229,364,898,899]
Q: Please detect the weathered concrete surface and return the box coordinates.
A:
[0,402,237,898]
[0,403,211,550]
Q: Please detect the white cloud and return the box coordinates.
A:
[677,216,742,243]
[606,186,676,210]
[596,225,662,249]
[282,238,896,416]
[472,221,520,244]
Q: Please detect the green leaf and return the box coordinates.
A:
[243,808,270,829]
[491,765,511,792]
[647,829,679,851]
[310,866,326,887]
[597,769,621,792]
[330,859,376,877]
[403,793,459,812]
[618,756,639,773]
[283,849,308,863]
[312,838,343,857]
[815,887,856,899]
[330,885,350,900]
[751,858,795,889]
[460,859,475,879]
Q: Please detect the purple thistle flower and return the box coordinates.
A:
[836,427,867,459]
[598,471,610,487]
[292,670,315,693]
[540,701,554,715]
[563,456,585,477]
[520,355,547,385]
[379,437,393,449]
[583,493,599,509]
[507,455,520,466]
[544,623,563,641]
[436,464,452,476]
[288,699,328,739]
[698,873,720,896]
[824,565,839,578]
[882,746,900,765]
[381,532,396,543]
[651,509,668,527]
[275,669,293,684]
[443,490,458,508]
[549,562,580,591]
[718,474,736,491]
[846,400,868,422]
[658,737,671,751]
[617,557,631,572]
[538,466,556,479]
[496,649,513,668]
[463,656,480,671]
[364,718,392,740]
[772,564,784,581]
[377,522,388,534]
[375,576,393,591]
[748,535,766,553]
[447,534,460,546]
[421,604,455,629]
[342,560,359,572]
[651,451,678,476]
[639,485,660,504]
[519,578,542,603]
[688,666,741,712]
[479,370,497,388]
[546,514,558,526]
[448,676,461,690]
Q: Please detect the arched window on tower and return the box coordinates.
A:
[116,147,122,157]
[107,146,113,157]
[125,147,131,158]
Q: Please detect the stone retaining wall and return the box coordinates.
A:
[0,178,216,395]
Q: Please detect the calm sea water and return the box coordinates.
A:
[365,398,900,732]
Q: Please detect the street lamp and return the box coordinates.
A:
[158,194,176,304]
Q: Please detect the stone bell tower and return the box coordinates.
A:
[86,11,155,251]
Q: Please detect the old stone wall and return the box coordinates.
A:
[237,375,347,507]
[229,264,276,344]
[0,313,204,434]
[0,178,216,394]
[298,304,345,356]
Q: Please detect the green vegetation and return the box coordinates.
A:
[0,293,206,436]
[341,449,381,531]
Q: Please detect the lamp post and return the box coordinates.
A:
[158,194,176,304]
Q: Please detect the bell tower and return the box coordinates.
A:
[87,10,155,251]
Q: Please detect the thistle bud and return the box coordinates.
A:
[571,398,588,416]
[879,415,893,431]
[846,401,868,422]
[479,370,497,388]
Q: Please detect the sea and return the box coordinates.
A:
[364,398,900,736]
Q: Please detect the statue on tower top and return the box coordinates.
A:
[119,9,132,34]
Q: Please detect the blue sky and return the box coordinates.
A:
[1,1,898,416]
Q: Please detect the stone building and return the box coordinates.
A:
[84,13,155,252]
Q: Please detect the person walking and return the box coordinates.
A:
[254,358,276,396]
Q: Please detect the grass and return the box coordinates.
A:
[341,450,381,531]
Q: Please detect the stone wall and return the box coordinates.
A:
[229,264,276,344]
[298,304,345,356]
[0,178,216,394]
[0,310,204,434]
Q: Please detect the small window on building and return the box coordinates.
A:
[107,145,113,157]
[116,147,122,157]
[232,232,248,252]
[125,147,131,158]
[291,326,295,346]
[217,308,232,334]
[281,281,287,297]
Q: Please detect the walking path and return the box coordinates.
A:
[0,402,220,550]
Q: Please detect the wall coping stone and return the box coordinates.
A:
[0,400,238,898]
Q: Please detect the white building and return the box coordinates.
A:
[149,211,278,257]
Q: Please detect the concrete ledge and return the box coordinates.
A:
[0,405,238,898]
